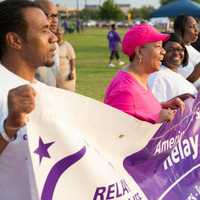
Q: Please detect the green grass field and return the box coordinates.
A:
[64,28,127,102]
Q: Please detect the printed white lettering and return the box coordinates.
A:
[163,135,199,170]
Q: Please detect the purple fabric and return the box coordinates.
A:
[107,30,121,51]
[123,94,200,200]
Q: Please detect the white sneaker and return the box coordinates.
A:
[118,61,125,65]
[108,63,115,67]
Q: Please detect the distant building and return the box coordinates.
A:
[57,4,80,18]
[85,3,131,14]
[56,3,131,18]
[117,4,131,14]
[85,5,99,10]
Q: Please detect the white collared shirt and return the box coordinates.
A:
[0,64,47,200]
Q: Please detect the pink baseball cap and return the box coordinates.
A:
[122,23,170,57]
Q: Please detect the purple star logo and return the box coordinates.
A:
[34,137,55,164]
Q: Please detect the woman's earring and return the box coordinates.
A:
[138,56,142,64]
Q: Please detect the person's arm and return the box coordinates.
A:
[174,93,195,101]
[66,43,76,81]
[159,108,175,123]
[0,119,20,153]
[158,96,189,123]
[187,63,200,83]
[161,97,185,113]
[0,85,36,154]
[67,59,76,80]
[116,31,121,43]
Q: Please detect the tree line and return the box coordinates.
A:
[78,0,200,21]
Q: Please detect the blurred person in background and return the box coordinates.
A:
[191,18,200,52]
[104,24,184,124]
[149,33,197,102]
[174,15,200,89]
[192,33,200,52]
[76,18,81,33]
[63,19,69,33]
[56,27,76,91]
[35,0,60,86]
[107,24,124,67]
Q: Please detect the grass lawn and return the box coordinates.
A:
[64,28,127,102]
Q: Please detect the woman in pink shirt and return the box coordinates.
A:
[104,24,184,124]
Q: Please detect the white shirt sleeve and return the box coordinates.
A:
[149,72,168,102]
[0,94,5,135]
[186,45,200,66]
[151,79,168,103]
[148,68,179,102]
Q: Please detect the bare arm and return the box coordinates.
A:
[67,59,76,81]
[0,135,9,153]
[161,97,185,113]
[0,85,36,154]
[187,63,200,83]
[158,97,185,123]
[0,119,20,153]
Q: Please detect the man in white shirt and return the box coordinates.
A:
[0,1,57,199]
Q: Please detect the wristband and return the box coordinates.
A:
[1,131,15,143]
[1,120,18,143]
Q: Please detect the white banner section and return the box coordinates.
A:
[28,85,160,200]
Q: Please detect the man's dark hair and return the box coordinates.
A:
[163,33,189,67]
[0,0,40,59]
[174,15,192,41]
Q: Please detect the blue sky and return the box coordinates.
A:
[53,0,160,9]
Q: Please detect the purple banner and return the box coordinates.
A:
[124,94,200,200]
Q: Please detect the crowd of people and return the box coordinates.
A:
[105,16,200,124]
[0,0,200,199]
[105,24,184,124]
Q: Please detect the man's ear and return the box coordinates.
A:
[6,32,23,50]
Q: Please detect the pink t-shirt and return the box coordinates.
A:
[104,70,161,123]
